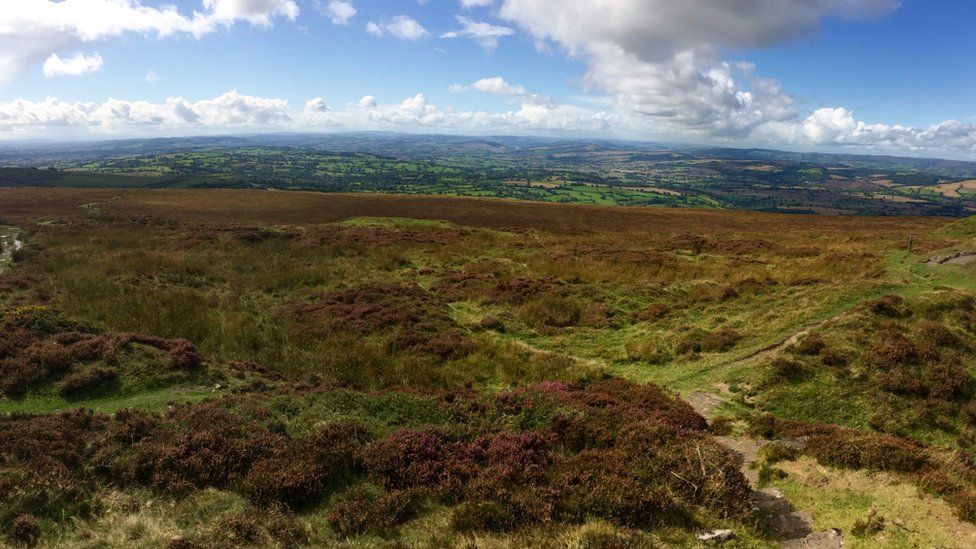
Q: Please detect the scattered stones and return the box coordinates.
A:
[925,250,976,267]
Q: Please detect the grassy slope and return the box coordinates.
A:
[1,188,975,546]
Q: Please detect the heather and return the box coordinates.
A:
[2,189,976,546]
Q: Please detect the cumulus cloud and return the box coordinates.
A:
[366,15,429,40]
[42,52,103,77]
[497,0,898,139]
[0,0,299,83]
[441,16,515,51]
[321,0,356,25]
[450,76,526,96]
[145,70,160,83]
[0,88,615,137]
[0,91,290,131]
[797,108,976,156]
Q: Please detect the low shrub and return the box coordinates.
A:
[792,334,826,356]
[877,368,926,396]
[925,361,974,401]
[820,347,848,367]
[676,328,740,355]
[169,340,204,370]
[766,357,811,383]
[215,514,263,546]
[8,514,41,547]
[866,329,918,368]
[632,303,669,321]
[866,295,909,318]
[326,486,375,538]
[57,366,119,398]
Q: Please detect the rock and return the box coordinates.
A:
[696,529,734,542]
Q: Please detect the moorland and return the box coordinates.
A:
[2,187,976,546]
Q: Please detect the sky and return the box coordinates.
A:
[1,0,975,159]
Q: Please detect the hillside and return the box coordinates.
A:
[1,189,976,546]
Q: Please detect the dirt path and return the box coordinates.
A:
[686,392,843,548]
[724,316,836,371]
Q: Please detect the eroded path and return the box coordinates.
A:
[686,391,844,548]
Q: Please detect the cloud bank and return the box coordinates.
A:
[0,0,299,83]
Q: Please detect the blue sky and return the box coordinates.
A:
[1,0,974,159]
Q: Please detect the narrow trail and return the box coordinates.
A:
[718,313,841,373]
[506,331,844,546]
[685,392,843,548]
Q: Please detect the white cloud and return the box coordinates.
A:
[0,89,615,137]
[0,91,290,131]
[451,76,526,96]
[304,97,330,114]
[795,108,976,156]
[367,15,429,40]
[460,0,493,7]
[498,0,899,139]
[321,0,356,25]
[441,16,514,51]
[0,0,299,83]
[42,52,103,77]
[201,0,299,26]
[145,70,160,83]
[365,22,383,37]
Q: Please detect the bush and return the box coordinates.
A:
[552,449,683,528]
[752,417,927,474]
[766,357,811,383]
[866,329,918,368]
[820,347,848,367]
[57,366,118,398]
[169,340,204,370]
[326,486,374,538]
[925,361,974,401]
[242,422,366,507]
[676,328,739,355]
[326,485,422,538]
[215,514,263,545]
[363,429,471,494]
[866,295,908,317]
[8,514,40,547]
[877,368,925,396]
[792,334,826,356]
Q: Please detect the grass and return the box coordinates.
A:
[1,188,976,546]
[771,458,976,548]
